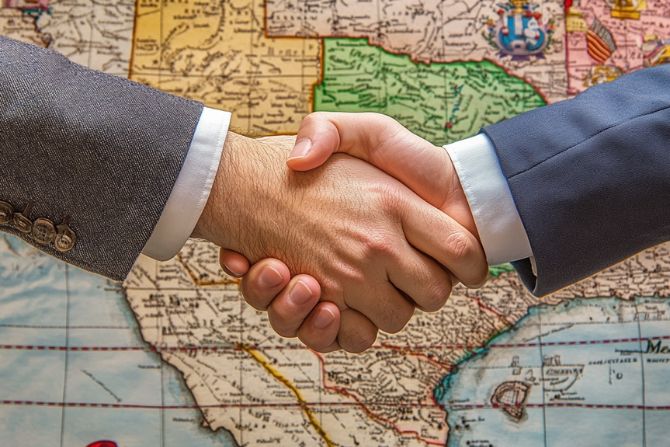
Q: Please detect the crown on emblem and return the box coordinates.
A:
[611,0,646,20]
[511,0,526,13]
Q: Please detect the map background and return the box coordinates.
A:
[1,0,670,446]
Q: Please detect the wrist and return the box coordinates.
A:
[192,133,293,258]
[193,132,245,245]
[442,147,481,243]
[445,134,531,265]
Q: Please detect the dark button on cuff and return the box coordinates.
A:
[55,221,76,253]
[32,218,56,245]
[0,201,76,252]
[0,201,13,224]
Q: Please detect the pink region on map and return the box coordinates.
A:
[2,0,48,9]
[566,0,670,95]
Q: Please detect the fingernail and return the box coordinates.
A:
[221,265,237,277]
[312,307,336,329]
[258,266,283,288]
[289,281,313,306]
[289,138,312,159]
[223,262,246,278]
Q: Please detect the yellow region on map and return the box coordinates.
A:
[130,0,321,135]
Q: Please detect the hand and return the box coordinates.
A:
[219,113,487,351]
[196,131,486,353]
[287,112,478,235]
[219,254,341,353]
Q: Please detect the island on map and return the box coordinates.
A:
[2,0,670,445]
[438,297,670,447]
[491,381,531,421]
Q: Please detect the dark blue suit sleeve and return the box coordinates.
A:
[482,65,670,296]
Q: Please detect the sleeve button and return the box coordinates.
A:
[0,201,13,225]
[13,212,33,234]
[32,218,56,245]
[55,221,76,253]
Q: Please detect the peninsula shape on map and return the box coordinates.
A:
[2,0,670,445]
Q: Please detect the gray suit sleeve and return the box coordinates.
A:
[482,65,670,296]
[0,36,204,280]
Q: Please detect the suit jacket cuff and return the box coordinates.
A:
[142,107,231,260]
[445,134,533,265]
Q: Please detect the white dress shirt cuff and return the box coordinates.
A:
[142,107,231,261]
[445,134,533,265]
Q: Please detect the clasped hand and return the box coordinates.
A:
[193,113,488,353]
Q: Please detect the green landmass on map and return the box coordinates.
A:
[489,263,516,277]
[314,38,547,144]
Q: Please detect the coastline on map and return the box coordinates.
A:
[434,296,670,447]
[0,235,238,446]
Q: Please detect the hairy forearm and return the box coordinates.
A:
[193,132,295,260]
[193,131,248,245]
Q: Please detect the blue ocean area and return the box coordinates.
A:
[0,235,237,447]
[435,296,670,447]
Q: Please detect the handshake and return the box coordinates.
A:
[193,112,489,354]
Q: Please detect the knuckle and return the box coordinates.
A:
[342,335,376,354]
[320,277,345,304]
[362,231,396,259]
[337,263,366,287]
[338,310,379,353]
[338,327,378,354]
[371,294,414,335]
[376,185,404,214]
[383,311,413,334]
[240,279,266,310]
[420,279,451,312]
[445,231,474,259]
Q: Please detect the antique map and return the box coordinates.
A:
[1,0,670,446]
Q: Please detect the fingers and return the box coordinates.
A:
[344,281,415,335]
[399,198,488,288]
[385,244,454,313]
[240,259,291,311]
[267,275,321,338]
[337,309,379,353]
[297,301,341,353]
[233,258,341,352]
[219,249,251,277]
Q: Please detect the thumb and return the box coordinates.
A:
[287,112,342,171]
[287,112,404,171]
[288,112,453,210]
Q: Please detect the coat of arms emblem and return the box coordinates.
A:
[485,0,556,60]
